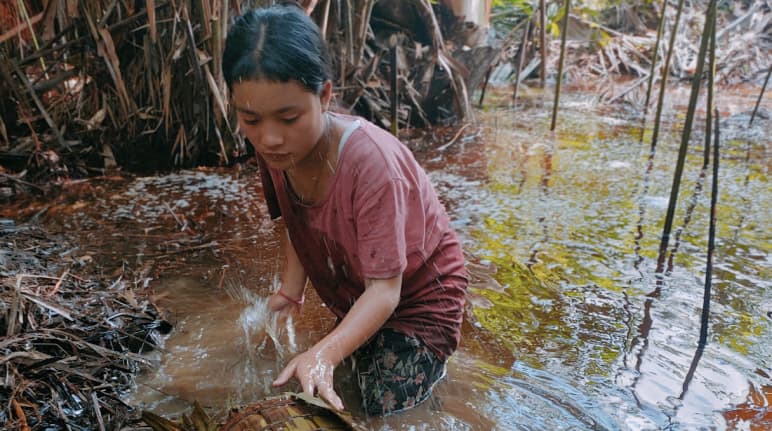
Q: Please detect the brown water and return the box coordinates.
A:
[10,88,770,430]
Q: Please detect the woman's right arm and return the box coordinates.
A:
[268,230,307,313]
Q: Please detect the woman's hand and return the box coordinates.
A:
[273,346,344,411]
[267,290,302,325]
[269,231,307,323]
[270,275,402,411]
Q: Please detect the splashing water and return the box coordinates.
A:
[228,276,298,361]
[226,277,297,396]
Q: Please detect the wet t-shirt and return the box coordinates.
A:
[257,113,467,360]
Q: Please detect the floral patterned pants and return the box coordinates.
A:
[350,328,446,416]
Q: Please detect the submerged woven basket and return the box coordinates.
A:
[220,394,357,431]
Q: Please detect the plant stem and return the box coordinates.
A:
[649,0,686,154]
[550,0,570,131]
[643,0,668,118]
[656,0,717,273]
[749,66,770,126]
[699,107,719,346]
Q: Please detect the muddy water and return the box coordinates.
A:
[11,88,770,430]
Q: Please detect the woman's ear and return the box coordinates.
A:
[320,81,333,112]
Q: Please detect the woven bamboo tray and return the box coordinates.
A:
[142,393,365,431]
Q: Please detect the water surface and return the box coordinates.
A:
[11,88,769,430]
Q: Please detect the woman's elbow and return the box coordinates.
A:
[366,277,402,312]
[385,286,401,311]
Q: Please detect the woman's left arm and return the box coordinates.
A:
[273,274,402,410]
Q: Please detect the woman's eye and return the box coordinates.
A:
[242,118,259,126]
[282,116,299,124]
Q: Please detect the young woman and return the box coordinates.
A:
[222,5,468,416]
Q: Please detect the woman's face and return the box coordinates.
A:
[232,79,331,170]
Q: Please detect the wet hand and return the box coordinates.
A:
[267,291,302,324]
[272,348,344,411]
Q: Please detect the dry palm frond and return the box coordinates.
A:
[1,223,171,429]
[141,393,365,431]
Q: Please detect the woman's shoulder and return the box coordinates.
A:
[334,115,405,160]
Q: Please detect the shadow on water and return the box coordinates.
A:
[5,87,769,430]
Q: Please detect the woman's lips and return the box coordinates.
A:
[264,153,291,163]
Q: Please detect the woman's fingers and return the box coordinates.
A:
[302,372,343,411]
[273,352,343,411]
[317,381,344,411]
[303,379,316,398]
[272,360,297,387]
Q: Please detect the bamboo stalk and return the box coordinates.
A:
[550,0,570,131]
[649,0,686,153]
[656,0,717,273]
[389,35,399,136]
[700,106,720,346]
[148,0,157,43]
[320,0,331,39]
[91,392,106,431]
[513,18,532,108]
[221,0,229,85]
[16,23,76,65]
[17,0,47,74]
[98,27,133,119]
[0,11,42,44]
[643,0,668,118]
[7,57,69,151]
[704,3,717,169]
[339,0,347,89]
[749,66,770,126]
[7,277,22,337]
[478,66,493,107]
[345,0,354,65]
[539,0,547,88]
[212,0,223,82]
[355,0,375,68]
[0,115,8,145]
[199,0,212,39]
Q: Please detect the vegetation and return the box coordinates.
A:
[0,0,767,193]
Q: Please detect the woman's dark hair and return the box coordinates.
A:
[222,6,332,94]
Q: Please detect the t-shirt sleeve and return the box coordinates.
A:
[355,178,409,279]
[256,154,281,220]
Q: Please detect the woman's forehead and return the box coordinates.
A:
[232,79,316,114]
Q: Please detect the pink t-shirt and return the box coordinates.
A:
[258,114,467,360]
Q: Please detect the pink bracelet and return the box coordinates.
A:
[276,289,304,306]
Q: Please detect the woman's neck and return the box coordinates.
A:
[292,114,337,175]
[285,114,340,204]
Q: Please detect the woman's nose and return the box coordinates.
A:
[256,125,283,150]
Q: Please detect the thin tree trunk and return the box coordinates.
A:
[389,37,399,136]
[656,0,717,273]
[700,106,720,346]
[550,0,570,131]
[649,0,686,154]
[703,4,717,169]
[539,0,547,88]
[513,18,532,108]
[643,0,668,118]
[749,66,770,126]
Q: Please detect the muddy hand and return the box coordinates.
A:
[273,349,344,411]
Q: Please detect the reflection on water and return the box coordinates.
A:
[7,89,769,430]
